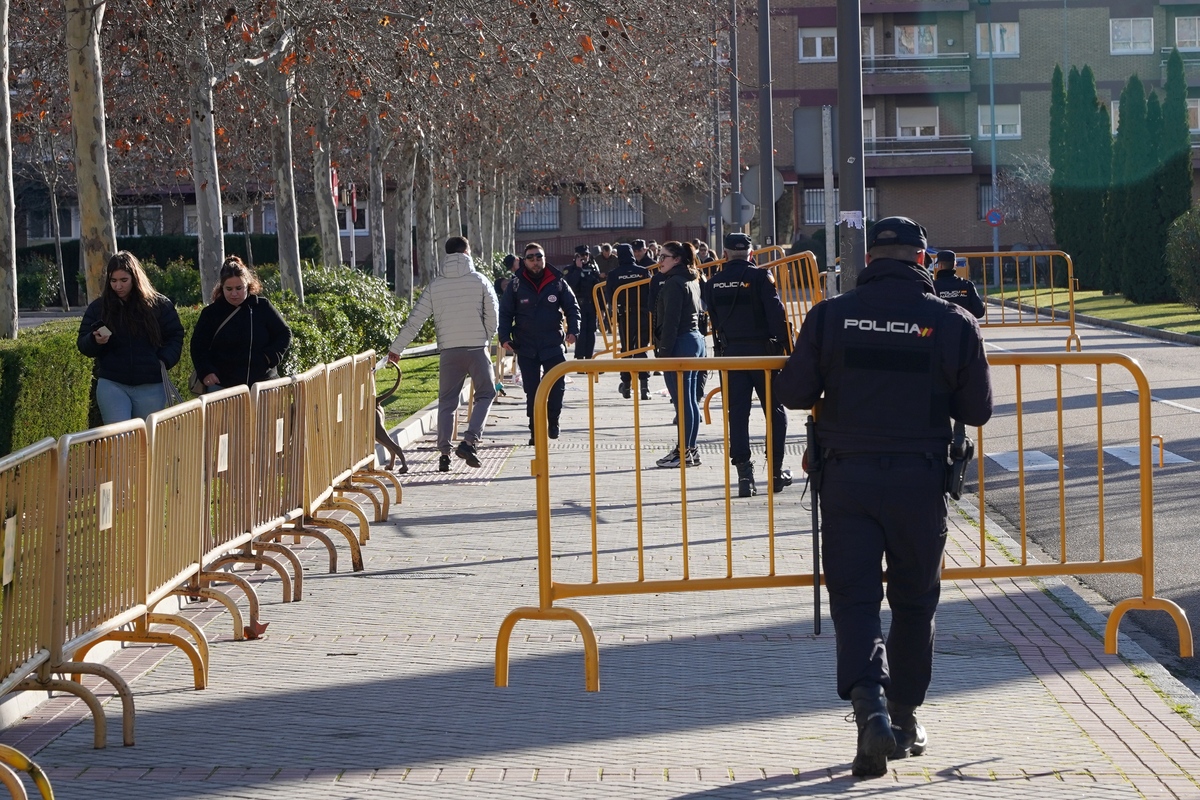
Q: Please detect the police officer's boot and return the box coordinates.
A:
[619,380,631,399]
[772,464,793,493]
[850,682,896,778]
[640,377,651,401]
[887,701,927,760]
[735,461,757,498]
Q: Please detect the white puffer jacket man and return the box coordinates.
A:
[386,238,499,471]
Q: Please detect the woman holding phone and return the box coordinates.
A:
[77,251,185,424]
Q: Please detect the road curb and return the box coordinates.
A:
[993,297,1200,347]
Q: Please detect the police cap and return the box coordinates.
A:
[936,249,956,265]
[724,232,752,250]
[867,216,928,250]
[574,245,590,256]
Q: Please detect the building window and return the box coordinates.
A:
[338,205,367,234]
[578,194,644,229]
[897,107,938,138]
[184,209,199,236]
[895,25,936,57]
[978,104,1021,138]
[516,196,560,231]
[114,206,162,237]
[863,107,877,141]
[1111,18,1153,54]
[26,206,75,240]
[226,212,253,235]
[861,27,875,59]
[1177,17,1200,50]
[803,187,877,225]
[262,203,277,234]
[799,27,836,61]
[978,183,1007,219]
[977,22,1019,56]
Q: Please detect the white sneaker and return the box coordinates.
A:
[656,448,681,468]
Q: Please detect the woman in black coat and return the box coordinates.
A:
[190,256,292,391]
[77,251,185,423]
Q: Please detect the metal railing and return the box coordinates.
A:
[495,351,1189,690]
[965,250,1081,351]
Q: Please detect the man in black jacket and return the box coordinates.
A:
[932,250,985,319]
[774,216,993,778]
[562,245,602,361]
[705,232,791,498]
[604,244,653,400]
[498,242,581,443]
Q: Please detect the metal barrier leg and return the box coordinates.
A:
[147,613,211,685]
[169,587,245,642]
[252,541,304,601]
[71,629,206,691]
[495,606,599,692]
[18,677,107,749]
[70,662,136,746]
[358,468,403,504]
[324,497,372,543]
[207,554,292,604]
[304,514,365,571]
[1106,597,1194,657]
[0,745,53,800]
[199,570,268,639]
[0,760,29,800]
[265,526,338,574]
[348,474,391,521]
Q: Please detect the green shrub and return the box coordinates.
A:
[1167,207,1200,310]
[273,263,407,356]
[144,258,203,306]
[16,254,63,310]
[0,321,93,453]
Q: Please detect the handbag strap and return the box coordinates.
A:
[213,305,240,338]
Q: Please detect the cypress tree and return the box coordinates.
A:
[1114,77,1158,301]
[1049,65,1070,264]
[1100,79,1138,294]
[1161,49,1193,229]
[1059,68,1087,283]
[1073,67,1108,289]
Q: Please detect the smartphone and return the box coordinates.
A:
[94,325,112,337]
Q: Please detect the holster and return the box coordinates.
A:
[804,415,824,493]
[945,420,975,500]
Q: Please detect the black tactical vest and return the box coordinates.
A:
[817,292,960,450]
[709,262,769,347]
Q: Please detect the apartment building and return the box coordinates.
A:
[761,0,1199,251]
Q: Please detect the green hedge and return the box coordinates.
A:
[0,262,423,456]
[17,235,322,306]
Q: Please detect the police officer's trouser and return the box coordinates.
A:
[574,315,597,360]
[517,350,567,428]
[819,452,948,707]
[723,367,786,467]
[615,315,649,389]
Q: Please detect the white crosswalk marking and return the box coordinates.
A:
[985,450,1064,472]
[1103,445,1193,466]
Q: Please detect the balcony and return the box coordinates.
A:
[862,53,972,94]
[864,135,975,176]
[1162,47,1200,86]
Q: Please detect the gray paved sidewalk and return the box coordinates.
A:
[4,368,1200,798]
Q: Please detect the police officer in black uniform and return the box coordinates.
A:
[605,243,652,400]
[932,250,985,319]
[705,232,792,497]
[774,217,992,778]
[563,245,602,361]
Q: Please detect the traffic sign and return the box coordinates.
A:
[742,166,786,204]
[985,208,1004,227]
[721,192,756,226]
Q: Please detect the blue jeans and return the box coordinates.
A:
[95,377,168,425]
[663,330,705,449]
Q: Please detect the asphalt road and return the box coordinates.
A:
[976,314,1200,690]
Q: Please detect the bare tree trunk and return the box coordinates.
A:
[267,66,303,302]
[465,175,480,259]
[66,0,117,303]
[49,192,68,310]
[0,1,16,335]
[482,168,498,261]
[393,140,416,302]
[414,144,435,287]
[313,99,341,271]
[187,28,225,302]
[367,105,386,280]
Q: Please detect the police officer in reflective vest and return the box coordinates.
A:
[774,217,992,778]
[932,250,985,319]
[705,232,792,497]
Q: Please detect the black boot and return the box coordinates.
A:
[850,683,895,778]
[640,382,651,401]
[735,461,757,498]
[619,380,631,399]
[887,701,927,759]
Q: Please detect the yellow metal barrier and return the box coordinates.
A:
[607,278,654,360]
[965,250,1081,351]
[592,281,615,357]
[322,357,372,539]
[297,364,365,570]
[344,352,402,519]
[496,352,1189,691]
[0,744,53,800]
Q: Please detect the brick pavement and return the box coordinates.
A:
[3,368,1200,799]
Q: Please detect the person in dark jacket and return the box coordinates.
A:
[595,243,619,278]
[932,250,985,319]
[190,256,292,391]
[604,244,653,400]
[494,253,519,298]
[705,232,792,498]
[77,251,185,424]
[562,245,602,361]
[498,242,581,443]
[632,239,656,268]
[774,216,993,778]
[652,241,705,468]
